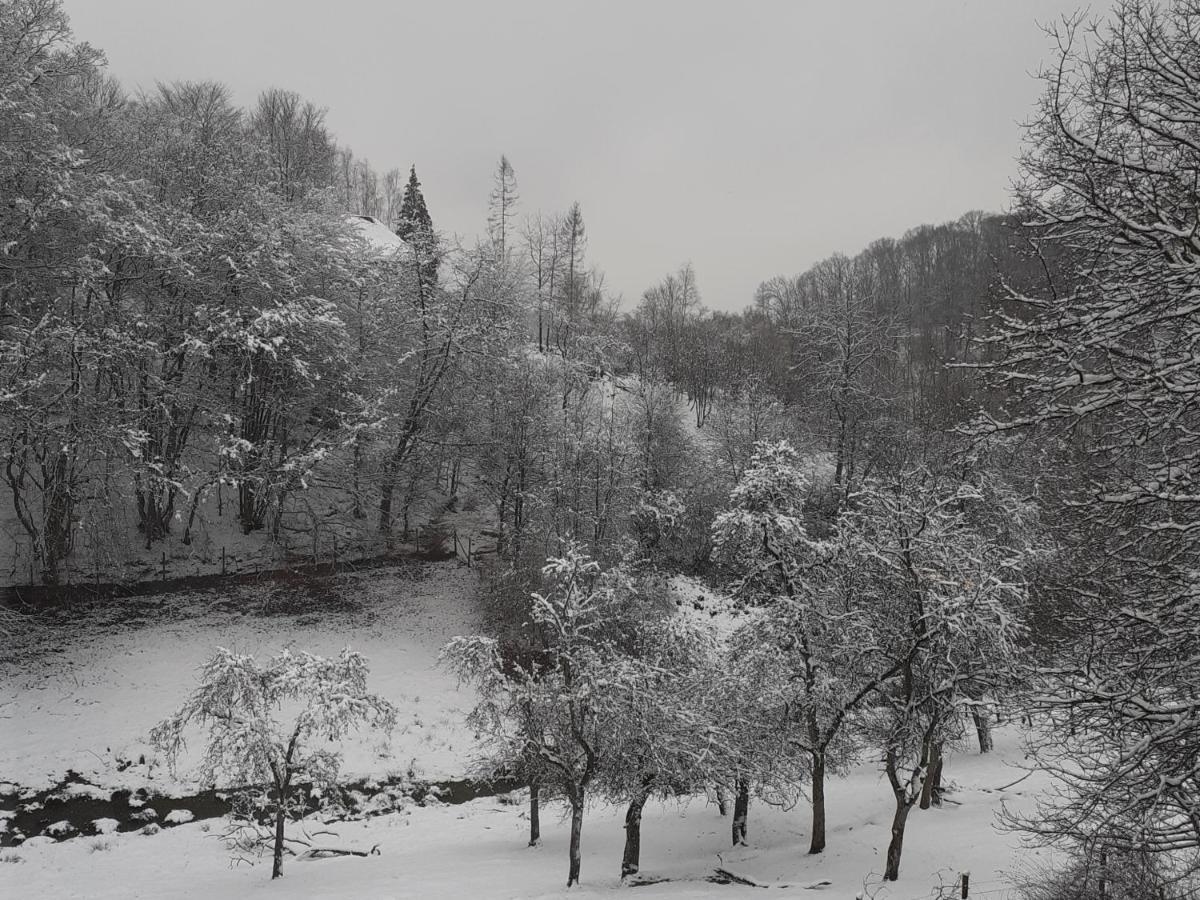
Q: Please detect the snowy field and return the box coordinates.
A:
[0,562,1047,899]
[0,562,482,793]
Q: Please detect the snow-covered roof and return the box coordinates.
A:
[344,214,407,254]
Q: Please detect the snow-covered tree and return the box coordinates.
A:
[785,253,898,499]
[151,647,395,880]
[0,0,144,580]
[445,547,612,886]
[445,546,664,887]
[846,470,1029,881]
[972,0,1200,869]
[373,243,495,537]
[394,165,438,288]
[600,608,725,877]
[714,441,890,855]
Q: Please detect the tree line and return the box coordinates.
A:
[9,0,1200,895]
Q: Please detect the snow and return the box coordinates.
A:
[344,214,407,255]
[162,810,192,826]
[0,562,481,792]
[1,559,1051,898]
[0,727,1047,898]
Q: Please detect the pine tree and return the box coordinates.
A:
[394,164,433,240]
[394,164,438,287]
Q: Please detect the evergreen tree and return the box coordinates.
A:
[395,164,433,240]
[394,164,438,287]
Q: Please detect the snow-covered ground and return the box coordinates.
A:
[0,562,482,793]
[1,562,1047,898]
[0,728,1046,899]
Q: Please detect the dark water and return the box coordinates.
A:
[0,771,523,846]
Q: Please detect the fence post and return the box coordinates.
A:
[221,546,227,576]
[1099,851,1107,899]
[161,551,167,581]
[961,871,969,899]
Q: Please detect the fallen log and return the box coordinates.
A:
[299,844,381,860]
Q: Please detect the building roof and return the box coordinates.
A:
[344,214,407,254]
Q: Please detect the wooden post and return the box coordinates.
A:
[221,546,227,576]
[961,871,969,898]
[332,536,338,573]
[161,552,167,580]
[1098,851,1107,899]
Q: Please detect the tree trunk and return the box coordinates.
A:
[41,458,74,583]
[351,438,365,519]
[972,706,993,753]
[732,778,750,846]
[930,745,944,808]
[919,741,944,810]
[528,780,541,847]
[378,478,395,536]
[271,798,286,879]
[715,784,728,816]
[621,794,649,877]
[883,798,911,881]
[567,793,584,887]
[809,749,827,854]
[622,775,654,877]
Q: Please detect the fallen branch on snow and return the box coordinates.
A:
[995,771,1032,792]
[299,843,381,860]
[712,867,767,887]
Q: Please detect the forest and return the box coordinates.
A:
[4,0,1200,898]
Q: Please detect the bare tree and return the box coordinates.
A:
[152,648,395,880]
[788,254,898,499]
[487,154,519,254]
[249,88,335,202]
[975,0,1200,868]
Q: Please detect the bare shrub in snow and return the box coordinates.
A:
[151,647,395,879]
[1016,845,1190,900]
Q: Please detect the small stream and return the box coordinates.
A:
[0,770,523,847]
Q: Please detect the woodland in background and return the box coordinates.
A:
[0,0,1044,588]
[8,0,1200,894]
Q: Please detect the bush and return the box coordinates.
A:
[1017,848,1189,900]
[152,647,395,879]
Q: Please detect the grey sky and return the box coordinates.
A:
[62,1,1103,311]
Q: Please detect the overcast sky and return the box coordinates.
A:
[61,1,1103,311]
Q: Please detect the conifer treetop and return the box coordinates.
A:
[395,164,434,242]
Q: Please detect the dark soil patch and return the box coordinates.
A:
[0,547,454,613]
